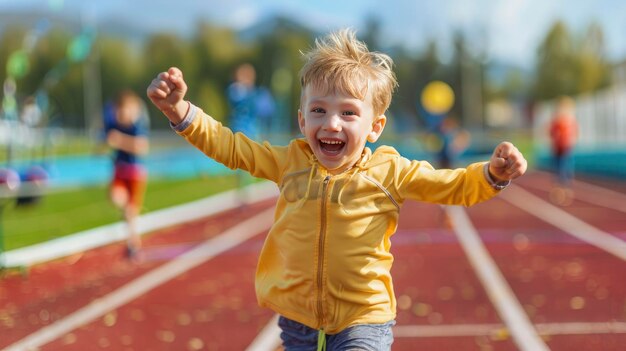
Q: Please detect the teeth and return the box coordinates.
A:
[320,140,344,145]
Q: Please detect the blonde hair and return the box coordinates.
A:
[299,29,398,116]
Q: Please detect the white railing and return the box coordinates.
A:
[533,83,626,150]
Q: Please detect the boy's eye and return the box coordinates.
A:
[343,111,356,116]
[311,108,325,113]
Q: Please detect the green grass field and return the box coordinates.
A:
[1,175,240,251]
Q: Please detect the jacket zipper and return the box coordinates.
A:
[317,175,331,328]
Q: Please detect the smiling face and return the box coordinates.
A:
[299,84,386,174]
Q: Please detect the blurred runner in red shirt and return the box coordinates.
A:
[549,96,578,204]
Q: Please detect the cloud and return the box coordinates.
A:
[485,0,564,66]
[228,5,260,29]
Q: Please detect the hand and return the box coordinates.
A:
[106,129,123,149]
[107,130,149,155]
[488,142,527,181]
[146,67,189,124]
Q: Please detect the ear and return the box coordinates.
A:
[298,109,305,135]
[367,115,387,143]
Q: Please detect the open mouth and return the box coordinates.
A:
[319,139,345,155]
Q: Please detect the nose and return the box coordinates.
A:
[323,113,341,131]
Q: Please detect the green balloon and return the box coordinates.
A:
[6,50,29,78]
[67,34,92,62]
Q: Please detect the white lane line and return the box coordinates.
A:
[500,185,626,261]
[1,181,278,268]
[3,207,276,351]
[523,171,626,213]
[394,321,626,338]
[445,206,549,351]
[245,314,281,351]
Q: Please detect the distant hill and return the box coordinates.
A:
[0,9,150,43]
[0,9,317,47]
[237,15,317,42]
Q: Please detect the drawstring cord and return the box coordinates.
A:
[317,329,326,351]
[295,155,318,209]
[336,150,370,208]
[336,166,360,208]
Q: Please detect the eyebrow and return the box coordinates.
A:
[307,96,363,106]
[307,98,326,106]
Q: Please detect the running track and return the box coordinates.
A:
[1,171,625,350]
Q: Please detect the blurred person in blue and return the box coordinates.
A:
[549,96,578,205]
[436,116,471,169]
[104,90,150,259]
[227,63,275,139]
[147,29,527,351]
[226,63,275,203]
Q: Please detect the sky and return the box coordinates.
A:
[1,0,625,68]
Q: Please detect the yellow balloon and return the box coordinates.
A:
[421,81,455,115]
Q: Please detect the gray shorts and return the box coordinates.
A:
[278,315,395,351]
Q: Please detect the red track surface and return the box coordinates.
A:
[1,172,625,350]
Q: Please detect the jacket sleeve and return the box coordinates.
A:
[393,157,500,207]
[175,105,286,184]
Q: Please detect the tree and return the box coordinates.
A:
[99,37,143,101]
[0,25,29,91]
[533,20,612,101]
[533,21,576,100]
[576,21,610,93]
[14,26,87,128]
[361,16,382,52]
[190,23,250,123]
[394,40,443,129]
[141,32,197,128]
[255,18,314,132]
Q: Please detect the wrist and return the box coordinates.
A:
[488,167,505,183]
[170,102,197,133]
[164,100,189,125]
[484,162,510,190]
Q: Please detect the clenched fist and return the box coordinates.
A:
[146,67,189,125]
[488,141,527,181]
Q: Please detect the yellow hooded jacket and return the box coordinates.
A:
[175,105,501,334]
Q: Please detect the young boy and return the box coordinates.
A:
[147,29,526,350]
[105,90,150,260]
